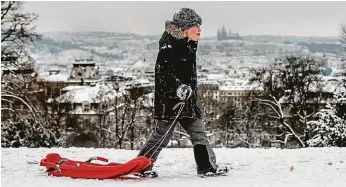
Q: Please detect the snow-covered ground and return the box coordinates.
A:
[1,147,346,187]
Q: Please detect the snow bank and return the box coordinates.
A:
[1,147,346,187]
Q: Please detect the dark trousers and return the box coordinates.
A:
[137,118,218,174]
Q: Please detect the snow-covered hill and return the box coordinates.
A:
[1,147,346,187]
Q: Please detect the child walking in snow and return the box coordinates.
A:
[137,8,224,176]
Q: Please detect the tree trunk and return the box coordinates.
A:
[130,126,135,150]
[115,96,119,147]
[118,138,122,149]
[225,121,229,146]
[280,119,305,148]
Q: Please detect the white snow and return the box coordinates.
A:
[38,73,69,82]
[160,45,172,50]
[219,85,258,91]
[2,147,346,187]
[57,83,124,103]
[61,85,89,92]
[131,61,149,68]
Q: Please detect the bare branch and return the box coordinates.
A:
[255,98,281,117]
[341,24,346,46]
[96,126,116,135]
[2,94,36,114]
[271,133,293,145]
[281,120,305,146]
[1,107,16,112]
[1,98,14,104]
[1,1,14,20]
[1,107,26,124]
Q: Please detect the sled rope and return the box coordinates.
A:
[144,101,185,159]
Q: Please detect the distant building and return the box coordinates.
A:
[198,81,220,101]
[129,60,153,76]
[219,85,262,109]
[37,58,102,98]
[69,58,100,81]
[217,26,243,41]
[198,78,262,109]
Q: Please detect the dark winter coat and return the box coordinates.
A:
[154,21,202,120]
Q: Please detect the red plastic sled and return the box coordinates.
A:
[40,153,153,179]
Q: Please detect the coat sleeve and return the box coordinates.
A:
[155,45,183,91]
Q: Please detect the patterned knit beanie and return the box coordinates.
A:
[172,8,202,31]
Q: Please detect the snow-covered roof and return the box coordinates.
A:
[73,61,96,65]
[321,80,346,93]
[331,69,346,75]
[118,73,137,79]
[49,67,61,72]
[61,85,89,92]
[108,68,126,72]
[222,79,249,85]
[306,77,345,93]
[219,85,262,91]
[70,106,97,115]
[133,78,150,84]
[57,83,125,103]
[124,78,153,88]
[131,61,150,69]
[321,76,345,82]
[198,80,220,85]
[39,73,69,82]
[206,74,227,80]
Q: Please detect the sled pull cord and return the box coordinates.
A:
[144,101,185,159]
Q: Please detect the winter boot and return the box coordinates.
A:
[198,166,229,178]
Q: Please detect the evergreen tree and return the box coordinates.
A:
[307,92,346,147]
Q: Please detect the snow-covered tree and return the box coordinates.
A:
[95,83,151,149]
[1,1,57,147]
[307,92,346,147]
[218,95,269,148]
[1,118,57,148]
[1,1,41,64]
[218,103,235,146]
[250,56,325,147]
[335,80,346,121]
[307,26,346,147]
[197,89,220,129]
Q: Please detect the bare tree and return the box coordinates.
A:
[94,84,111,147]
[341,24,346,49]
[1,2,58,147]
[217,93,270,148]
[2,1,41,68]
[231,101,269,148]
[42,89,74,146]
[250,56,325,147]
[96,85,149,149]
[218,103,235,146]
[197,89,220,130]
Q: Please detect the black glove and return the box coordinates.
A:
[176,84,192,101]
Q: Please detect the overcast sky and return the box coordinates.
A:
[23,1,346,37]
